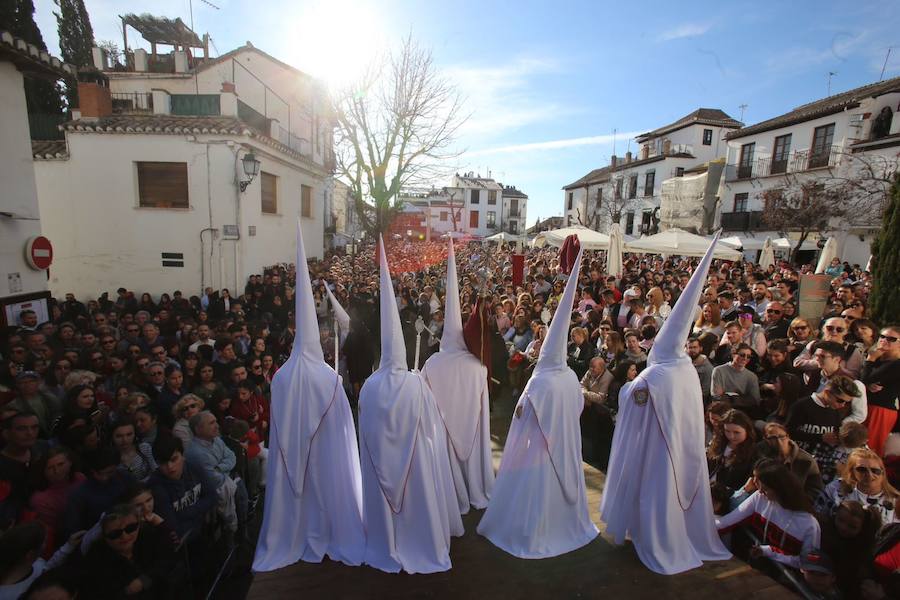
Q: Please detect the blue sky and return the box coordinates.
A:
[35,0,900,223]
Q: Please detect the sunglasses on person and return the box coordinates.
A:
[793,325,809,331]
[880,333,899,343]
[127,327,140,333]
[766,309,782,314]
[854,465,884,477]
[104,521,139,539]
[102,338,116,345]
[825,325,845,333]
[736,352,753,360]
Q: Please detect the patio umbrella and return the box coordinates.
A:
[532,225,611,250]
[815,237,839,274]
[607,222,624,278]
[759,237,775,270]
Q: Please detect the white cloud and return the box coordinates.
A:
[466,131,644,157]
[444,57,566,139]
[658,22,711,42]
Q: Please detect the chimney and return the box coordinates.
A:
[625,151,632,163]
[663,139,672,155]
[610,155,617,169]
[77,81,112,118]
[640,145,649,160]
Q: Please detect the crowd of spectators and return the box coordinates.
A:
[0,236,898,598]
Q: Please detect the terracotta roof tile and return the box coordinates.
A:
[31,140,68,159]
[636,108,741,141]
[727,76,900,140]
[0,30,74,79]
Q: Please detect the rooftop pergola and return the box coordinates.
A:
[119,13,208,58]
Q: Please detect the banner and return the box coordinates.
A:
[511,254,525,287]
[798,274,832,326]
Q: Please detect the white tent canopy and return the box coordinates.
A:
[484,231,524,243]
[720,234,818,252]
[625,228,742,260]
[531,225,610,250]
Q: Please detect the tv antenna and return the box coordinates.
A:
[827,71,837,96]
[738,103,748,122]
[880,47,895,81]
[188,0,220,32]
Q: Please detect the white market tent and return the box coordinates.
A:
[531,225,611,250]
[624,228,743,260]
[484,231,524,243]
[720,235,818,252]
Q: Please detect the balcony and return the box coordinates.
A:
[793,145,841,170]
[508,208,521,217]
[726,145,843,181]
[721,210,765,231]
[111,92,153,114]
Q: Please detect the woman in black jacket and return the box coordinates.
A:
[566,326,594,380]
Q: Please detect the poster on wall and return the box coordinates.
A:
[798,274,833,327]
[2,295,50,329]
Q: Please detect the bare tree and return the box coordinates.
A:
[761,151,895,262]
[333,36,466,236]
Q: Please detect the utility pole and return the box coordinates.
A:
[881,48,894,81]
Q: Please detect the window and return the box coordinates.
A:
[675,167,685,177]
[469,210,479,228]
[615,178,623,199]
[771,134,792,174]
[301,185,312,218]
[594,188,603,212]
[567,191,573,210]
[810,123,835,168]
[628,174,638,199]
[440,211,448,222]
[703,129,713,145]
[470,189,480,204]
[738,143,755,179]
[641,210,652,233]
[487,211,496,227]
[137,162,189,208]
[625,211,635,235]
[509,198,519,216]
[643,170,655,197]
[508,220,518,234]
[733,192,749,212]
[261,172,277,214]
[488,190,497,205]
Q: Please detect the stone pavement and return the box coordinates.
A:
[247,392,797,600]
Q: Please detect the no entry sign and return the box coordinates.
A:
[25,236,53,270]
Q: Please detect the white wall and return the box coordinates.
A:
[34,131,325,300]
[0,62,48,300]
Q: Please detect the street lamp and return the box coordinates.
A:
[239,152,261,192]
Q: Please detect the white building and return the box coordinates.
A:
[397,173,528,238]
[564,108,741,235]
[33,17,332,300]
[721,76,900,266]
[328,179,364,250]
[0,31,74,327]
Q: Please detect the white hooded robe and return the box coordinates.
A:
[477,247,598,558]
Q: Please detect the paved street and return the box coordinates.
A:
[248,392,796,600]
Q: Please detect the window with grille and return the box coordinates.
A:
[137,162,189,208]
[644,170,655,196]
[703,129,713,145]
[488,190,497,204]
[733,192,749,212]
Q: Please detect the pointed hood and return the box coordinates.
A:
[325,284,351,342]
[377,236,408,371]
[440,238,467,353]
[292,219,324,362]
[535,246,583,374]
[648,231,721,365]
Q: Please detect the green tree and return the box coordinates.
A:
[54,0,94,108]
[9,0,65,119]
[869,173,900,325]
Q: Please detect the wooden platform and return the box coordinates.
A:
[247,395,796,600]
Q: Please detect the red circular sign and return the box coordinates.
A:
[25,236,53,270]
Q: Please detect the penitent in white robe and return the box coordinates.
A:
[253,360,365,571]
[359,370,464,574]
[600,358,731,575]
[421,352,493,514]
[477,370,598,558]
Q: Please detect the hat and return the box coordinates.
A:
[799,550,834,574]
[15,370,39,382]
[623,289,639,300]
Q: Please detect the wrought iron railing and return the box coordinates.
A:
[111,92,153,114]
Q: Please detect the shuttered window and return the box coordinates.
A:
[261,172,277,214]
[301,184,312,218]
[137,162,189,208]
